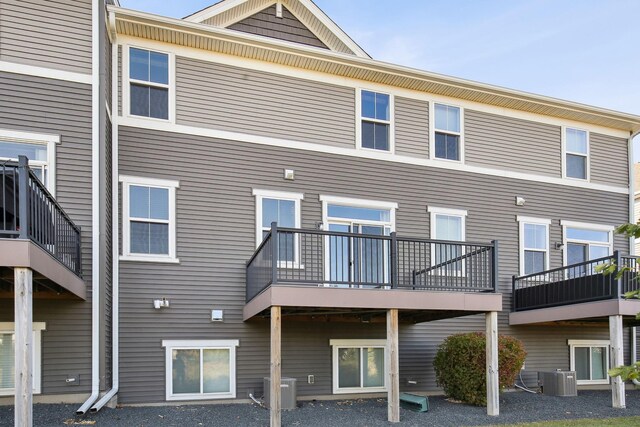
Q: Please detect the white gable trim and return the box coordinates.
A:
[184,0,370,58]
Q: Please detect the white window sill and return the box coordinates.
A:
[432,157,463,164]
[120,255,180,264]
[126,113,172,124]
[576,379,609,386]
[333,387,387,394]
[357,146,393,154]
[166,392,235,401]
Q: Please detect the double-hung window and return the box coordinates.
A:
[128,47,170,120]
[564,128,589,180]
[121,176,179,262]
[0,322,46,396]
[429,207,467,275]
[0,129,57,193]
[568,340,609,385]
[433,103,462,161]
[163,340,239,401]
[360,90,391,151]
[330,339,386,394]
[518,217,550,275]
[253,189,303,266]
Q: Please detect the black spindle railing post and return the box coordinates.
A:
[512,275,517,311]
[17,156,29,240]
[76,227,82,275]
[613,251,622,298]
[491,240,499,292]
[271,221,278,285]
[390,232,397,288]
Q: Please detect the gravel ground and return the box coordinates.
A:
[1,390,640,427]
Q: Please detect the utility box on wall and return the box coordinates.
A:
[263,377,298,410]
[538,371,578,396]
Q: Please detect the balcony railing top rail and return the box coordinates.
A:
[246,222,498,303]
[0,156,82,276]
[512,251,639,312]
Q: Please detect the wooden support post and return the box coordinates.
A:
[486,311,499,416]
[387,309,400,423]
[609,315,625,409]
[270,306,282,427]
[14,267,33,427]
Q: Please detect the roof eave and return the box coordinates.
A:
[108,5,640,133]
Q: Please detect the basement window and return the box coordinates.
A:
[330,339,387,394]
[0,322,46,396]
[162,340,239,401]
[568,339,609,385]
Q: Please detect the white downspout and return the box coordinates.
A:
[91,11,120,412]
[77,0,102,415]
[629,131,640,387]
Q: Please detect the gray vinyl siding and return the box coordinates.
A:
[395,97,428,158]
[0,72,93,394]
[228,4,328,50]
[175,57,356,149]
[590,132,629,187]
[465,109,562,177]
[0,0,92,74]
[117,126,629,403]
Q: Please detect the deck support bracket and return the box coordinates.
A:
[609,314,625,409]
[14,267,33,427]
[486,311,499,416]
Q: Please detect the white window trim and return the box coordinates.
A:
[253,189,304,268]
[123,45,176,123]
[320,196,397,287]
[568,339,610,385]
[0,322,46,396]
[562,126,590,181]
[428,206,467,276]
[162,339,239,401]
[330,339,387,394]
[120,175,179,263]
[0,128,58,196]
[321,195,397,232]
[356,89,395,154]
[560,220,614,266]
[430,102,465,163]
[517,216,551,276]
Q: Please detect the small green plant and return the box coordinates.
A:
[594,223,640,381]
[433,332,526,406]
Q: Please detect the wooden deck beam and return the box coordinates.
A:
[387,309,399,423]
[270,306,282,427]
[610,315,625,409]
[486,311,499,416]
[14,267,33,427]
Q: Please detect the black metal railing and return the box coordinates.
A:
[0,156,82,276]
[511,251,637,312]
[246,222,497,302]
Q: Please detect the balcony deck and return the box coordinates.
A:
[510,253,640,325]
[0,157,84,299]
[244,224,502,322]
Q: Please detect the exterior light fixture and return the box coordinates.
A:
[515,197,526,206]
[283,169,295,180]
[153,298,169,309]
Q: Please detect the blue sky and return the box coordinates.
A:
[121,0,640,154]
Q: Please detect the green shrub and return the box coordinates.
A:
[433,332,527,406]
